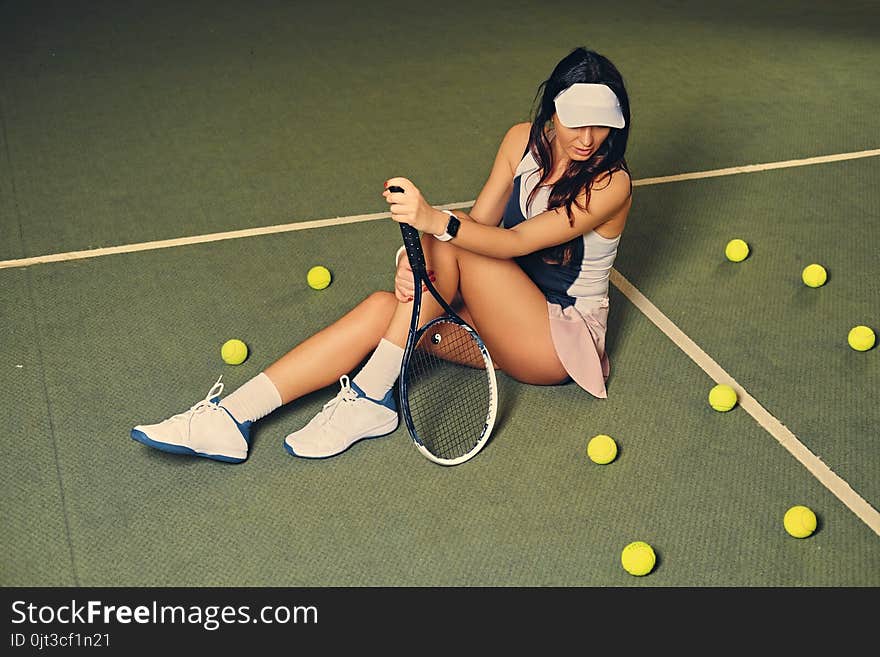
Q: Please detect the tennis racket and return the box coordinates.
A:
[389,185,498,466]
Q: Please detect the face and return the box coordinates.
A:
[551,114,611,161]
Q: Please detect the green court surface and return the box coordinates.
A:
[1,0,877,588]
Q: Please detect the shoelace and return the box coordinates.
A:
[169,375,225,423]
[317,375,359,425]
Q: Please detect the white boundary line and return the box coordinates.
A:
[610,269,880,537]
[2,148,879,270]
[0,202,469,270]
[3,147,879,535]
[631,148,880,187]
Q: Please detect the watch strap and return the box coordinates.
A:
[435,210,459,242]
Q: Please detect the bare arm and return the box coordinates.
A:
[450,170,631,257]
[386,168,632,258]
[463,122,532,226]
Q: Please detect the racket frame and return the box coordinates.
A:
[397,221,498,466]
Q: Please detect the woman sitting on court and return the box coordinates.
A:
[131,46,633,463]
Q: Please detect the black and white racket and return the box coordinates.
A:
[389,185,498,466]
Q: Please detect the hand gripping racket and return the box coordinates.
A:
[389,185,498,466]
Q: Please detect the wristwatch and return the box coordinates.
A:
[434,210,461,242]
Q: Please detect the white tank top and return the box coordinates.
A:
[501,149,621,308]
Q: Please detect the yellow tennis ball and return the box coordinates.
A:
[587,434,618,464]
[621,541,656,576]
[307,265,332,290]
[221,339,248,365]
[725,239,749,262]
[708,383,738,412]
[847,325,875,352]
[801,263,827,288]
[783,505,817,538]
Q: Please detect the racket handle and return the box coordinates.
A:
[388,185,428,274]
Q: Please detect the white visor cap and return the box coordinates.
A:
[554,83,625,129]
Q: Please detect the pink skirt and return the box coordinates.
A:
[547,298,610,398]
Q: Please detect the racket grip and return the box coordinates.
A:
[388,185,428,274]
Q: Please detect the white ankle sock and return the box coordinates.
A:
[221,372,283,423]
[353,338,404,399]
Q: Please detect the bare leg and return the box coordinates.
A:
[131,234,570,464]
[263,291,398,403]
[264,235,466,404]
[378,233,568,384]
[419,238,569,385]
[265,231,566,405]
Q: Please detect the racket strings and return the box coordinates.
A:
[405,321,494,461]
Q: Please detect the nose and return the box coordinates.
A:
[578,127,596,146]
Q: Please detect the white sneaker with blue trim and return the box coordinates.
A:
[284,375,398,458]
[130,376,252,463]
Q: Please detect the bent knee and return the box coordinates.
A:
[364,290,397,312]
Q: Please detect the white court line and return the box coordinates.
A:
[3,146,879,535]
[632,148,880,187]
[2,148,879,270]
[0,202,470,270]
[611,269,880,537]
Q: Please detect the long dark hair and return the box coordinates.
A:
[527,47,631,264]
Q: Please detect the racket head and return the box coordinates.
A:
[399,314,498,466]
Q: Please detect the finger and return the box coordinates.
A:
[383,188,405,200]
[396,279,415,295]
[390,205,417,220]
[385,176,410,190]
[390,211,414,225]
[387,197,410,212]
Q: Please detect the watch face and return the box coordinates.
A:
[447,215,461,237]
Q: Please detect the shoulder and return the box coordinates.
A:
[502,122,532,153]
[590,168,632,200]
[569,167,631,224]
[497,122,532,174]
[504,121,532,143]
